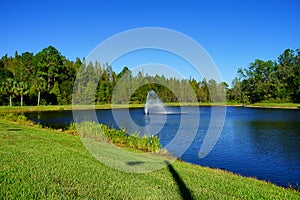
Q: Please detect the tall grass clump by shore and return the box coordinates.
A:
[1,113,55,130]
[3,113,29,124]
[71,121,161,153]
[0,112,162,153]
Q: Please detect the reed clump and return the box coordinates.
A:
[68,121,161,153]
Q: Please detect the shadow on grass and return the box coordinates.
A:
[165,161,194,200]
[126,161,145,166]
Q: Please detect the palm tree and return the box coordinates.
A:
[15,81,29,106]
[4,78,16,106]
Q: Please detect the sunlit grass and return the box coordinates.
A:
[0,117,299,199]
[0,101,299,113]
[0,104,144,113]
[250,102,300,108]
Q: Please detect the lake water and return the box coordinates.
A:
[24,106,300,189]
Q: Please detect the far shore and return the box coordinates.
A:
[0,102,299,113]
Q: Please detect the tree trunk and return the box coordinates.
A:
[21,95,23,107]
[48,71,51,91]
[37,91,40,106]
[9,95,12,106]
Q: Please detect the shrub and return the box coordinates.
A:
[4,113,28,124]
[137,135,149,150]
[76,121,107,142]
[148,135,161,153]
[127,134,138,149]
[73,122,162,153]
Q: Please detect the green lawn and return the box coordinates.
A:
[0,102,299,113]
[249,102,300,109]
[0,118,299,199]
[0,104,144,113]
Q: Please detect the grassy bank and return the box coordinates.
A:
[247,102,300,109]
[165,102,244,107]
[0,118,299,199]
[1,102,300,113]
[0,103,241,113]
[0,104,143,113]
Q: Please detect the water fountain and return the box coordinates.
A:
[144,90,186,115]
[144,90,166,115]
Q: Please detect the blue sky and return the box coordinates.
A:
[1,0,299,85]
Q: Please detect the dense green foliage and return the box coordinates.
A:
[0,46,226,106]
[1,118,299,199]
[72,62,227,104]
[0,46,81,106]
[1,46,299,106]
[229,49,300,103]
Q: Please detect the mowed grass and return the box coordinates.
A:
[249,102,300,109]
[0,118,299,199]
[0,104,144,113]
[0,101,299,113]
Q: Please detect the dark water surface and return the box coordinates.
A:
[24,106,300,189]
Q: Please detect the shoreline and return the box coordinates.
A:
[0,102,299,113]
[0,104,298,113]
[245,105,300,109]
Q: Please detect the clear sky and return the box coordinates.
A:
[1,0,299,85]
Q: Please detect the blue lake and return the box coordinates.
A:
[24,106,300,189]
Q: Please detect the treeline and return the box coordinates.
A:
[72,65,227,104]
[229,49,300,103]
[0,46,81,106]
[1,46,299,106]
[0,46,227,106]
